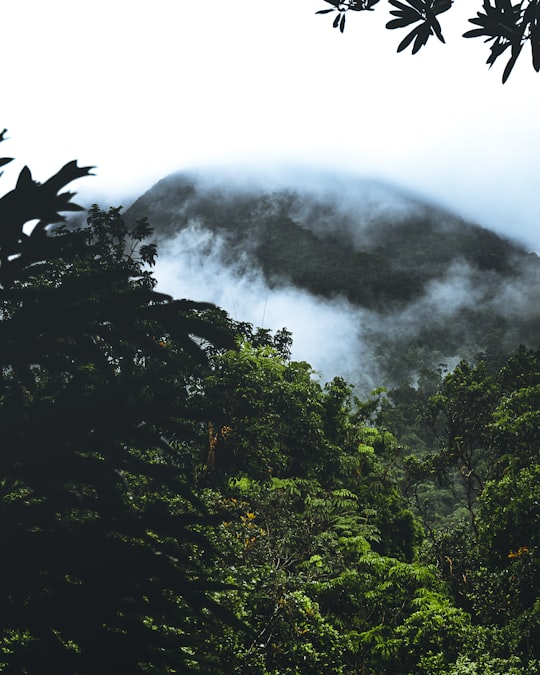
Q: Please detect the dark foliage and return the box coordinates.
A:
[0,134,239,673]
[315,0,540,82]
[126,171,540,387]
[2,133,540,672]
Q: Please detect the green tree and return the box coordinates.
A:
[0,137,240,673]
[403,347,540,535]
[399,346,540,666]
[183,335,459,673]
[199,341,341,483]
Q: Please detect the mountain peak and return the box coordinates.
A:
[126,167,540,389]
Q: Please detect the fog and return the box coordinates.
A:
[3,1,540,261]
[154,221,372,388]
[147,165,540,394]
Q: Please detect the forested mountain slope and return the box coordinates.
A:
[3,143,539,673]
[127,169,540,387]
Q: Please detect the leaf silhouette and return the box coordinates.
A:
[387,0,450,53]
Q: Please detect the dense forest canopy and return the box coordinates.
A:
[1,135,539,673]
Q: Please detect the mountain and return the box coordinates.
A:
[126,168,540,390]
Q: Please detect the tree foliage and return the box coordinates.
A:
[382,346,540,668]
[2,131,540,672]
[315,0,540,81]
[0,135,239,673]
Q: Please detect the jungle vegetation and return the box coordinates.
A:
[127,170,540,388]
[1,136,539,673]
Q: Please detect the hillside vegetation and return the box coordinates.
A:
[2,150,539,673]
[127,170,540,386]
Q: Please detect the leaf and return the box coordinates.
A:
[530,7,540,71]
[16,165,34,190]
[532,33,540,72]
[433,0,452,15]
[389,0,415,9]
[490,40,510,66]
[502,40,523,82]
[428,11,445,42]
[463,27,490,38]
[340,13,346,32]
[386,0,445,48]
[397,24,422,51]
[333,13,341,28]
[389,0,423,17]
[387,17,419,29]
[413,22,432,53]
[42,159,95,195]
[389,7,420,21]
[315,8,336,14]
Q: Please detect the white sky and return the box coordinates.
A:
[2,1,540,251]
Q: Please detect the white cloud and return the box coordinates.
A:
[154,222,370,387]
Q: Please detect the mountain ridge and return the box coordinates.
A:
[126,168,540,388]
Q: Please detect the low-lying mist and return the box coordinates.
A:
[154,222,375,389]
[154,222,540,394]
[128,167,540,394]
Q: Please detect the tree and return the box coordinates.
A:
[179,329,463,673]
[390,346,540,668]
[315,0,540,82]
[471,472,540,665]
[0,135,240,673]
[199,340,339,482]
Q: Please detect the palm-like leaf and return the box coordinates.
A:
[316,0,380,33]
[463,0,532,82]
[387,0,451,53]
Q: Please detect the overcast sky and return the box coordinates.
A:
[2,1,540,251]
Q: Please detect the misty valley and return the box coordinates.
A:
[2,160,540,674]
[129,168,540,391]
